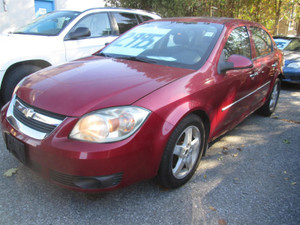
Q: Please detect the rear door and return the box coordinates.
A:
[249,26,277,107]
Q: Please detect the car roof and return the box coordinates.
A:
[153,17,265,28]
[82,7,160,17]
[52,8,160,17]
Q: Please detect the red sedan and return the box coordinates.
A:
[1,18,283,191]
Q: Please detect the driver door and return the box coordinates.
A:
[212,26,258,137]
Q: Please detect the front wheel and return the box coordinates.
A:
[156,114,207,189]
[258,78,281,116]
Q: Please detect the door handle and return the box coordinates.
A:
[249,72,259,78]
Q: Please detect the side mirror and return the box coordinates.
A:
[227,54,253,69]
[218,54,253,73]
[68,27,91,40]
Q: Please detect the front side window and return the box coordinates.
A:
[112,12,139,34]
[14,11,80,36]
[100,21,223,69]
[250,27,272,57]
[223,26,251,60]
[68,13,111,38]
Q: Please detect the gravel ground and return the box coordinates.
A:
[0,83,299,225]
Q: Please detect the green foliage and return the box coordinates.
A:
[105,0,299,34]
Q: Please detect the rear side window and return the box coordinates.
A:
[140,15,154,22]
[250,27,272,57]
[223,26,251,60]
[112,12,139,34]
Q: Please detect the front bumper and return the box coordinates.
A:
[1,103,169,192]
[283,67,300,83]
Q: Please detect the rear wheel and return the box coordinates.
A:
[1,65,41,102]
[258,78,281,116]
[156,114,206,189]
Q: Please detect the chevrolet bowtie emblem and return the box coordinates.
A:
[22,108,35,118]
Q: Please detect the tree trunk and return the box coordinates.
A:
[297,19,300,36]
[273,0,282,35]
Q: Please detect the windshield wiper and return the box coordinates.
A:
[121,56,158,64]
[97,53,158,64]
[97,52,109,57]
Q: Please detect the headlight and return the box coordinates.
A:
[69,106,150,143]
[287,62,300,69]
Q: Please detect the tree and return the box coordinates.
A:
[273,0,282,35]
[105,0,299,35]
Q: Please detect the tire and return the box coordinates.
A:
[156,114,207,189]
[1,65,41,103]
[258,78,281,117]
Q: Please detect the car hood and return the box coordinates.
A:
[283,50,300,61]
[16,56,194,117]
[0,33,60,69]
[0,33,57,49]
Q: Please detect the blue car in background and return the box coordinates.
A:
[273,36,300,83]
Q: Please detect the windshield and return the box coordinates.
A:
[100,21,223,70]
[274,39,291,50]
[274,38,300,51]
[285,39,300,51]
[14,11,80,36]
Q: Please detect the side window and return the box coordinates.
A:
[250,27,272,57]
[69,13,111,38]
[112,12,139,34]
[140,15,154,22]
[223,26,251,60]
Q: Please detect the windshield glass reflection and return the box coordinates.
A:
[100,21,223,70]
[14,11,80,36]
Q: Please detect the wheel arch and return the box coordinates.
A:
[161,105,211,157]
[190,109,210,156]
[154,109,210,188]
[1,60,52,88]
[277,72,284,82]
[152,105,212,177]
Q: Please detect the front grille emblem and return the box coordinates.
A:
[22,108,35,118]
[15,99,36,119]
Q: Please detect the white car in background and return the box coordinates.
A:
[0,8,161,102]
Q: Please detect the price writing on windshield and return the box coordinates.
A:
[114,32,165,49]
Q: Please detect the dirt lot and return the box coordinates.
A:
[0,83,299,225]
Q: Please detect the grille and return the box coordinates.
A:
[12,97,66,135]
[13,106,56,133]
[49,170,77,187]
[16,98,65,120]
[49,170,123,189]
